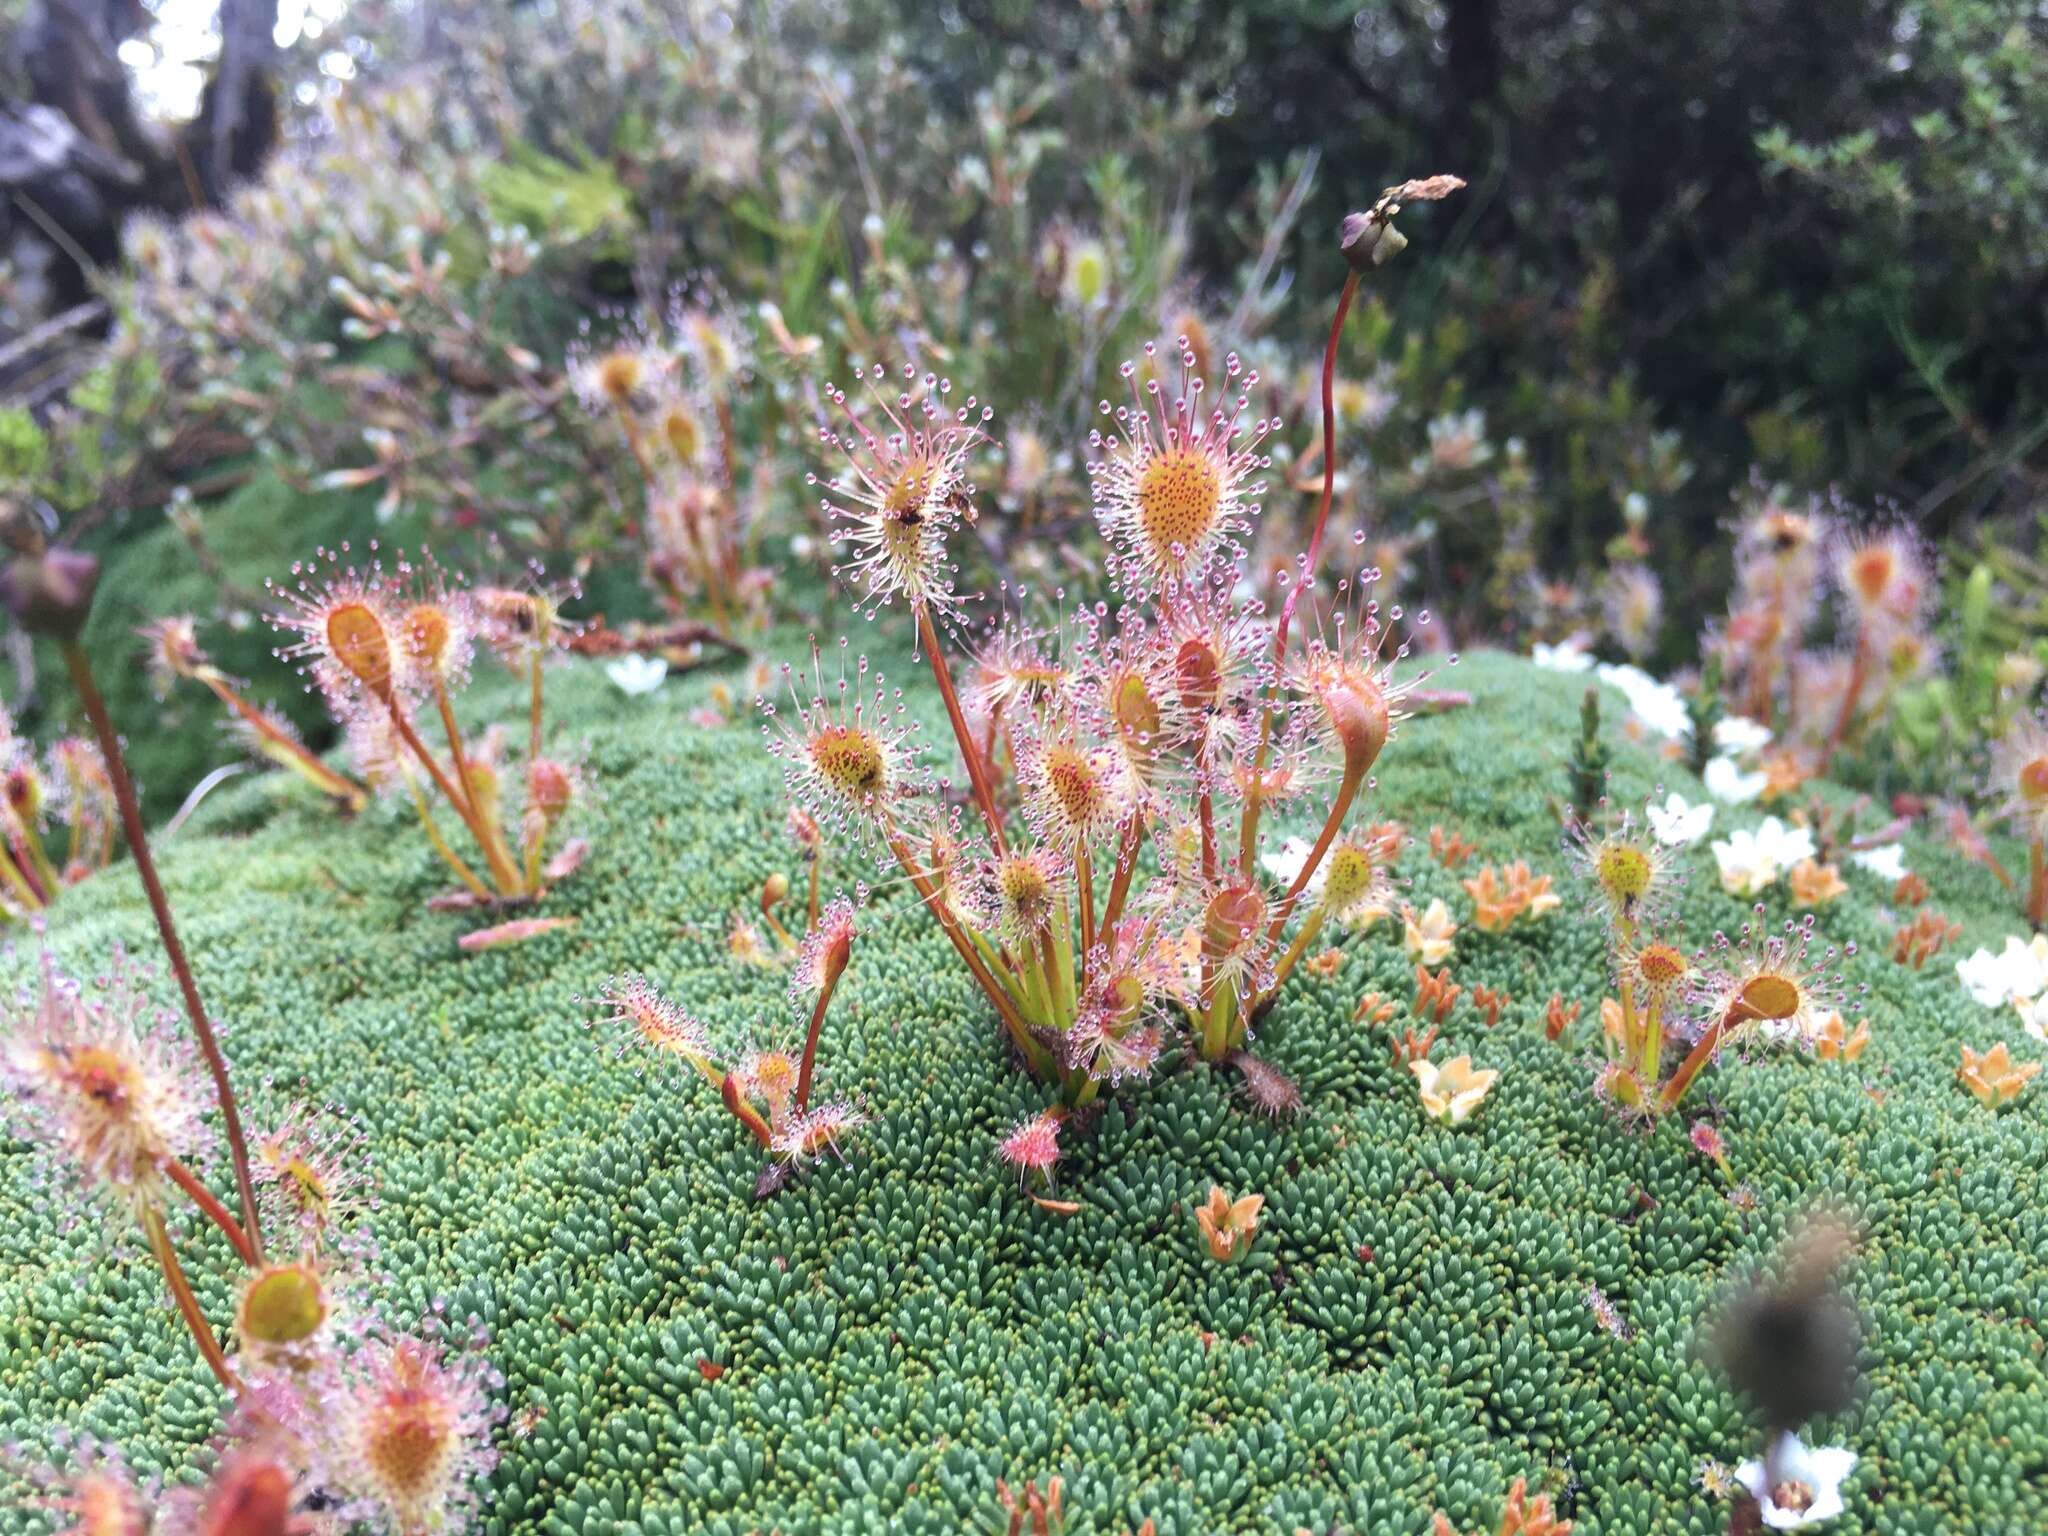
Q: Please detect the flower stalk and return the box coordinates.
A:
[62,637,267,1266]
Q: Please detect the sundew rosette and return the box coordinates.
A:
[763,641,928,845]
[811,363,992,625]
[1088,341,1273,599]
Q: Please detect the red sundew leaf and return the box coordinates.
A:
[544,838,591,883]
[459,916,576,952]
[1029,1195,1083,1215]
[426,890,489,911]
[697,1359,726,1382]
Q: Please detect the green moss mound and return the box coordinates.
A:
[2,649,2044,1535]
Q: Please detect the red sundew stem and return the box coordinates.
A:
[719,1074,774,1147]
[1236,736,1271,882]
[386,700,520,895]
[164,1156,258,1267]
[715,397,739,497]
[794,956,845,1113]
[0,842,42,911]
[1659,1001,1761,1113]
[1260,763,1365,950]
[979,707,1004,805]
[428,676,490,843]
[917,606,1008,856]
[2030,839,2046,928]
[1076,848,1096,964]
[614,403,655,484]
[1096,819,1145,938]
[8,832,49,905]
[885,827,1046,1073]
[405,778,495,902]
[527,653,545,780]
[760,899,799,953]
[1238,267,1366,881]
[63,641,266,1267]
[1818,630,1870,773]
[143,1204,245,1402]
[1274,269,1361,661]
[18,824,59,899]
[1198,789,1218,884]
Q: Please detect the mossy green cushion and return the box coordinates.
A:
[3,648,2043,1535]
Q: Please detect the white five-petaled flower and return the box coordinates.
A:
[1532,639,1593,674]
[1646,792,1713,847]
[1735,1433,1856,1529]
[1710,817,1816,896]
[1403,899,1457,966]
[1596,662,1691,740]
[2017,993,2048,1046]
[1704,755,1768,805]
[1848,843,1907,882]
[1956,934,2048,1010]
[604,655,669,696]
[1712,714,1774,755]
[1409,1054,1497,1125]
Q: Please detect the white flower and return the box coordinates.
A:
[1736,1433,1856,1529]
[1597,662,1690,739]
[1704,756,1768,805]
[1403,899,1458,966]
[2017,993,2048,1046]
[1646,792,1714,847]
[1848,844,1907,882]
[1711,817,1816,896]
[1956,934,2048,1010]
[604,655,669,696]
[1714,714,1773,755]
[1260,836,1324,898]
[1532,639,1594,674]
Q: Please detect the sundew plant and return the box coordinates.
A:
[763,180,1463,1109]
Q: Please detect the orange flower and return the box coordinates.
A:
[1813,1011,1871,1062]
[1473,984,1510,1029]
[1354,990,1395,1026]
[1542,992,1581,1042]
[1432,1476,1572,1536]
[1413,964,1461,1025]
[1787,859,1848,908]
[1195,1184,1264,1262]
[1890,907,1961,970]
[1389,1024,1439,1068]
[1428,824,1477,869]
[1463,861,1562,932]
[1403,899,1459,965]
[1759,751,1813,803]
[1599,996,1626,1052]
[1959,1041,2039,1108]
[1410,1054,1499,1125]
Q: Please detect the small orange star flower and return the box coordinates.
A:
[1195,1184,1264,1262]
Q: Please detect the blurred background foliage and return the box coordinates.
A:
[0,0,2042,801]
